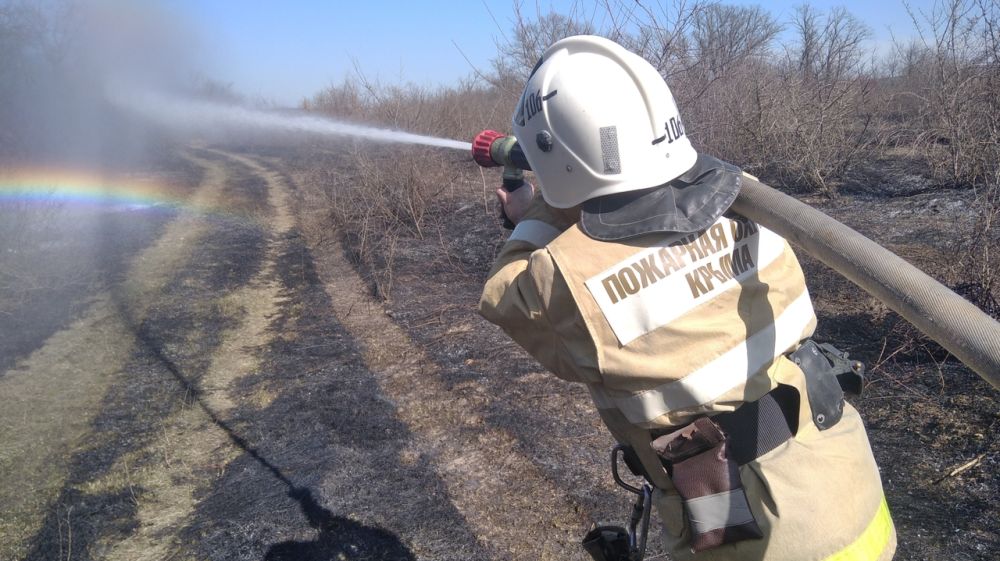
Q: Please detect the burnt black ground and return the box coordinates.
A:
[179,227,487,561]
[802,183,1000,561]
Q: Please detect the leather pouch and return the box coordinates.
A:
[651,417,762,552]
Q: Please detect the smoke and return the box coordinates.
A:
[0,0,207,166]
[0,0,474,168]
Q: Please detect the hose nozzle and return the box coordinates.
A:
[471,130,533,229]
[471,130,532,171]
[472,129,505,167]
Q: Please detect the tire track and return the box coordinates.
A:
[213,152,494,560]
[98,150,291,561]
[3,145,589,560]
[101,149,464,561]
[118,153,230,318]
[273,154,591,560]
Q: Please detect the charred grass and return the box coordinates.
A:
[801,183,1000,560]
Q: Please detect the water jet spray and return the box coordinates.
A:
[110,87,475,151]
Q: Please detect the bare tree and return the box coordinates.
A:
[600,0,704,78]
[795,6,871,84]
[758,5,876,195]
[692,4,781,80]
[900,0,1000,185]
[478,1,878,195]
[677,4,782,162]
[492,2,595,84]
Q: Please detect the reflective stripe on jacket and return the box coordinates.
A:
[480,194,816,429]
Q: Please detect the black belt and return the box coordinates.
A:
[620,385,801,482]
[626,340,862,480]
[711,384,799,465]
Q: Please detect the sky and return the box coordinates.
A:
[171,0,935,106]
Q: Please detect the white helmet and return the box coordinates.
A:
[512,35,698,209]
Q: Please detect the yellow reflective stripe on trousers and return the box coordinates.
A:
[823,497,893,561]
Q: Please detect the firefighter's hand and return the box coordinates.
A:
[496,182,536,226]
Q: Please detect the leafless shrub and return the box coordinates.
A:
[311,0,997,307]
[690,4,781,80]
[754,6,876,195]
[319,146,468,300]
[594,2,877,196]
[301,78,365,117]
[597,0,704,77]
[887,0,1000,311]
[302,48,521,301]
[306,73,509,145]
[894,0,1000,185]
[674,4,783,165]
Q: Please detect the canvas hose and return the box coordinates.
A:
[732,176,1000,387]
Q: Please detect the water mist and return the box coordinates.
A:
[109,87,473,151]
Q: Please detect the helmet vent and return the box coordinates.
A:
[600,126,621,174]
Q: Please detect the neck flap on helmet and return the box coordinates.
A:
[579,154,742,241]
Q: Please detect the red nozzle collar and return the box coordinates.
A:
[472,129,505,167]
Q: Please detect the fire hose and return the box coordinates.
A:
[472,130,1000,386]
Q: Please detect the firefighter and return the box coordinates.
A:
[479,35,896,561]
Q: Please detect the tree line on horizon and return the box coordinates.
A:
[306,0,998,199]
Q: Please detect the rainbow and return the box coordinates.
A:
[0,168,198,213]
[0,168,254,226]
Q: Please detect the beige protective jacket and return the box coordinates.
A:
[479,192,896,561]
